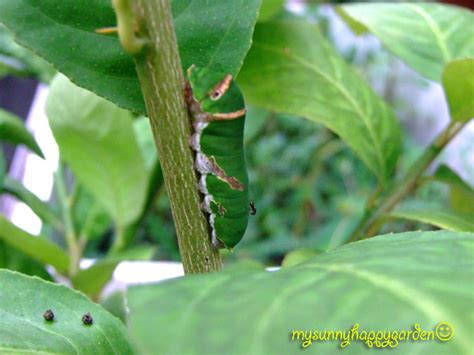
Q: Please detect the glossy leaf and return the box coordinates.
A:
[238,21,401,183]
[339,3,474,82]
[442,59,474,122]
[0,215,69,273]
[0,269,133,354]
[128,230,473,354]
[173,0,261,76]
[0,0,261,113]
[2,176,62,230]
[46,75,148,227]
[0,109,44,158]
[386,208,474,233]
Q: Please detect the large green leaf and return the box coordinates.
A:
[0,0,260,113]
[238,21,401,183]
[0,269,133,354]
[46,75,148,227]
[386,208,474,233]
[0,215,69,273]
[2,176,62,230]
[128,231,473,354]
[339,3,474,82]
[0,109,44,158]
[442,59,474,122]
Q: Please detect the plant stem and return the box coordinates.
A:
[121,0,221,273]
[54,164,81,275]
[348,121,466,242]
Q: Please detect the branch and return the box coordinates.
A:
[348,120,466,242]
[113,0,221,273]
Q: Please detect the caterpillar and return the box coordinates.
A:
[185,65,249,250]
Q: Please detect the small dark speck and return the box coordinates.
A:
[82,312,93,325]
[43,309,55,321]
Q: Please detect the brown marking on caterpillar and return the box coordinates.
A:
[95,26,118,34]
[208,108,246,121]
[208,156,244,191]
[216,202,227,216]
[95,23,139,35]
[209,74,233,101]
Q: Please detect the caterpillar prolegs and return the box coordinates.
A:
[185,65,249,250]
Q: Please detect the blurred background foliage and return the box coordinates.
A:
[0,0,471,274]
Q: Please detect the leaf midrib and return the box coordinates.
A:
[406,4,451,63]
[251,41,386,178]
[301,262,469,354]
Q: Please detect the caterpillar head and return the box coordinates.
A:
[187,65,245,114]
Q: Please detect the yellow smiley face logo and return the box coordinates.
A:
[435,322,454,342]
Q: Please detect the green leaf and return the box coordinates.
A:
[0,215,69,273]
[72,260,119,300]
[450,187,474,215]
[238,21,401,183]
[72,246,155,299]
[0,109,44,158]
[46,75,148,227]
[339,3,474,82]
[244,106,268,145]
[2,176,62,230]
[173,0,261,76]
[0,269,133,354]
[258,0,284,22]
[127,231,473,354]
[442,59,474,122]
[73,187,111,242]
[101,292,127,324]
[334,7,368,36]
[0,24,55,82]
[0,0,261,113]
[431,164,474,214]
[0,241,53,281]
[386,208,474,233]
[432,164,473,192]
[281,248,319,268]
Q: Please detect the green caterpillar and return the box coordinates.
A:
[185,65,249,250]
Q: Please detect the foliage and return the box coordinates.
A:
[0,269,133,353]
[0,0,473,353]
[128,231,473,354]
